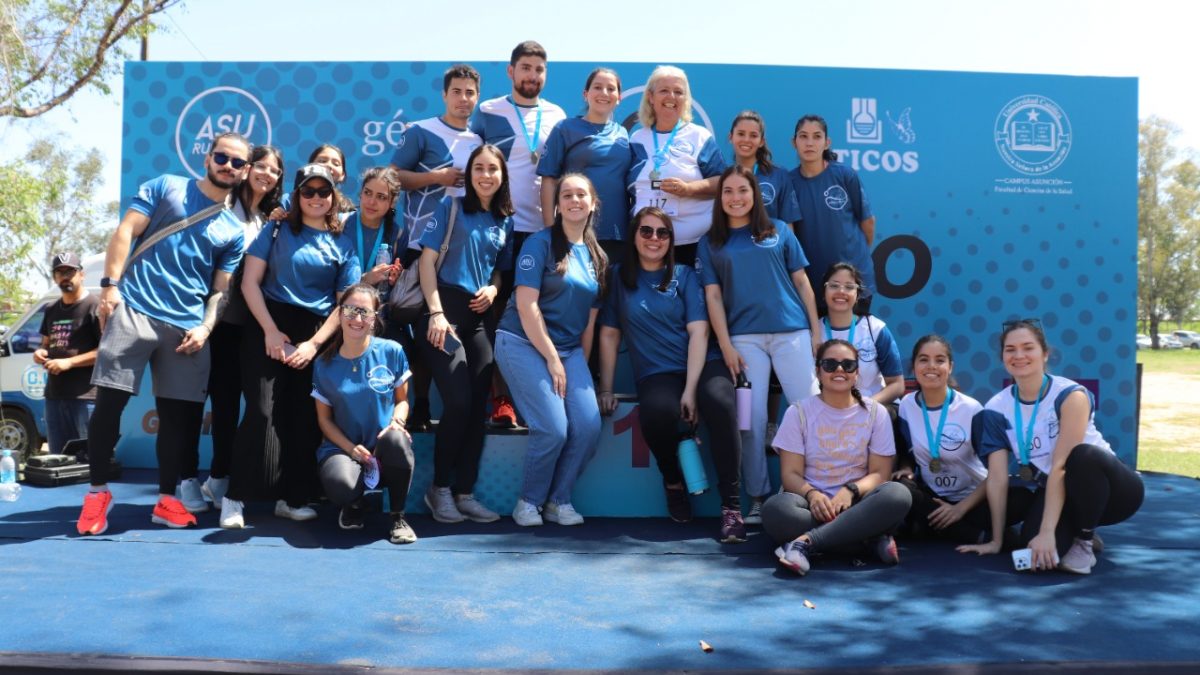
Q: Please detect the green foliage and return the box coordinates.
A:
[0,0,180,118]
[0,161,41,313]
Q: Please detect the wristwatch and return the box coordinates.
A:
[844,482,861,499]
[100,277,119,288]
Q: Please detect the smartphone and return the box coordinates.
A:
[1012,547,1058,571]
[440,330,462,355]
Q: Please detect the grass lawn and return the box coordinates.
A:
[1136,348,1200,478]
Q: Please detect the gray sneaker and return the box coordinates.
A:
[424,485,465,523]
[1058,537,1096,575]
[200,476,228,505]
[543,502,584,526]
[511,498,543,527]
[178,478,209,514]
[743,498,764,525]
[454,494,499,523]
[389,514,417,544]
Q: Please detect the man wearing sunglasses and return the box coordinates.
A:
[75,132,252,536]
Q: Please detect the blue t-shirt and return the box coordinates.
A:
[789,161,875,293]
[627,123,726,245]
[696,220,812,335]
[471,95,567,233]
[311,337,411,463]
[538,117,633,242]
[756,165,802,224]
[247,222,361,316]
[599,264,717,382]
[122,175,245,329]
[497,228,601,351]
[417,197,514,294]
[389,117,483,236]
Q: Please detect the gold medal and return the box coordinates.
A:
[929,458,943,474]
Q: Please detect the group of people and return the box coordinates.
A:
[60,40,1142,576]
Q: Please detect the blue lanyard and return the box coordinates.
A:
[509,96,543,157]
[355,215,386,273]
[822,316,857,346]
[1012,375,1051,466]
[651,121,682,174]
[920,388,954,462]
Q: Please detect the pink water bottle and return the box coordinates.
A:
[736,373,752,431]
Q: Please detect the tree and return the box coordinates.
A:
[0,161,42,316]
[1138,117,1200,346]
[0,0,180,118]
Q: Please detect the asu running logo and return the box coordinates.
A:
[175,86,272,179]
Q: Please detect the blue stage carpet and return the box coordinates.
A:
[0,470,1196,672]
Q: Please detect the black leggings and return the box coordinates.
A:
[1019,443,1145,556]
[88,387,203,495]
[384,304,432,408]
[635,359,741,509]
[205,320,245,479]
[318,429,415,512]
[227,300,324,506]
[899,476,1034,544]
[418,285,493,494]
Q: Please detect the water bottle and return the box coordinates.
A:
[735,373,752,431]
[374,244,392,294]
[676,432,709,495]
[0,449,20,502]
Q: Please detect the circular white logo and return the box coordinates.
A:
[175,86,272,179]
[753,234,780,249]
[425,218,438,232]
[21,364,47,399]
[518,254,536,271]
[760,181,777,206]
[367,365,394,393]
[994,94,1072,175]
[487,226,506,249]
[823,185,849,210]
[941,424,967,452]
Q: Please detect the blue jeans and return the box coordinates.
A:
[45,398,95,455]
[495,331,602,506]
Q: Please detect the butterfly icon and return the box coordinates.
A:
[886,107,917,144]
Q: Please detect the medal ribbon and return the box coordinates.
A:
[651,120,682,176]
[509,96,543,158]
[920,388,954,467]
[822,315,857,347]
[355,215,386,274]
[1012,374,1051,468]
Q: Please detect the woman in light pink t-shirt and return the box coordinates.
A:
[760,339,911,576]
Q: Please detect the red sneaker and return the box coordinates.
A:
[489,395,518,428]
[77,490,114,535]
[151,495,198,528]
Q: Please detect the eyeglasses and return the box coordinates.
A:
[340,305,377,321]
[825,281,861,293]
[1001,317,1042,331]
[211,152,249,169]
[637,225,671,240]
[300,186,334,199]
[818,358,859,373]
[252,161,282,178]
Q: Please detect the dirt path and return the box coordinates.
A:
[1140,370,1200,453]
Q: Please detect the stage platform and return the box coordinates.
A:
[0,470,1196,673]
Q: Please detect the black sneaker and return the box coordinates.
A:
[338,501,365,530]
[664,484,692,523]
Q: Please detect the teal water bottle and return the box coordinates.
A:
[676,430,708,495]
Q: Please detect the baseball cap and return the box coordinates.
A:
[293,163,336,191]
[51,252,82,271]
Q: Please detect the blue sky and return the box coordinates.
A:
[1,0,1195,213]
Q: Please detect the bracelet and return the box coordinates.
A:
[427,310,444,317]
[803,488,818,501]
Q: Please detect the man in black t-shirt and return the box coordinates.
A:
[34,252,101,456]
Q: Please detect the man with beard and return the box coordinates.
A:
[470,40,566,428]
[33,252,101,457]
[75,132,250,535]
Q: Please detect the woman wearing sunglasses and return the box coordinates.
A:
[222,163,362,528]
[698,164,821,524]
[763,339,911,575]
[197,145,286,511]
[819,263,904,405]
[417,144,515,524]
[959,319,1144,574]
[495,173,607,527]
[271,144,358,218]
[313,283,417,544]
[597,207,745,542]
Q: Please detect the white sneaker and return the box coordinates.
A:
[1058,537,1096,575]
[219,497,245,529]
[424,486,465,523]
[511,499,543,527]
[201,476,229,505]
[274,499,318,521]
[454,494,500,523]
[543,502,584,526]
[744,498,764,526]
[178,478,209,514]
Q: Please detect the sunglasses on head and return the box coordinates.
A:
[1001,317,1042,331]
[818,358,859,373]
[339,305,377,321]
[300,185,334,199]
[637,225,671,240]
[211,152,248,170]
